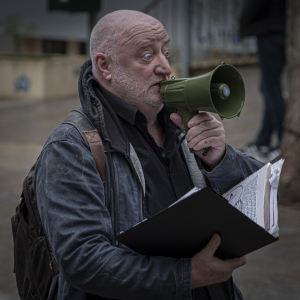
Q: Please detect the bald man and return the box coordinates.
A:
[34,10,263,300]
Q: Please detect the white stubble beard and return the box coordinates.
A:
[110,64,163,110]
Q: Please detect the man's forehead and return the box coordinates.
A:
[121,21,170,50]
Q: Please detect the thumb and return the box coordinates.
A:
[170,113,184,129]
[202,234,221,257]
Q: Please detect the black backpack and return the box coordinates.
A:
[11,110,106,300]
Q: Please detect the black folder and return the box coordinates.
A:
[115,187,278,259]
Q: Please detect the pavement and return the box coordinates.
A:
[0,65,299,299]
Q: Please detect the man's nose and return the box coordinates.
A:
[154,54,172,77]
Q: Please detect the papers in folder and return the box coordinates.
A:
[115,155,284,258]
[170,158,284,238]
[223,158,284,237]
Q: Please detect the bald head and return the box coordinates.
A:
[90,10,166,75]
[89,10,171,114]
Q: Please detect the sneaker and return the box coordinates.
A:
[268,148,281,162]
[240,143,270,163]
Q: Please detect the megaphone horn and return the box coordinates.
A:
[160,62,245,154]
[160,61,245,125]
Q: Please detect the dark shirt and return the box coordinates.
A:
[239,0,286,37]
[100,86,194,217]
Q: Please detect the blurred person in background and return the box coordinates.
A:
[239,0,286,163]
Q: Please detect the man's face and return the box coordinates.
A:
[109,21,172,112]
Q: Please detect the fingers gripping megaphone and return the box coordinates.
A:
[160,62,245,155]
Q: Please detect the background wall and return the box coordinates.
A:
[0,0,257,99]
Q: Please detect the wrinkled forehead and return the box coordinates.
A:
[121,21,170,51]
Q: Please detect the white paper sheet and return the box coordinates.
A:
[223,163,272,229]
[222,159,284,237]
[169,187,201,207]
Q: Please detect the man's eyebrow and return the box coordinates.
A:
[135,37,171,51]
[163,37,171,45]
[136,41,153,51]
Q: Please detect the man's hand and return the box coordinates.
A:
[191,234,247,289]
[170,112,226,169]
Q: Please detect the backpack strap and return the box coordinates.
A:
[62,109,106,186]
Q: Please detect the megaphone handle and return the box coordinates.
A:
[179,110,209,155]
[180,110,196,130]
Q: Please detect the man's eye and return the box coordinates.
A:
[164,50,169,57]
[143,53,152,60]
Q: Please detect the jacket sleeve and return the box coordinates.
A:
[34,129,192,300]
[240,0,270,28]
[202,144,265,194]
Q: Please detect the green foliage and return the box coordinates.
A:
[0,13,37,50]
[1,13,22,37]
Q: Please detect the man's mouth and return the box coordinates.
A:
[152,80,163,88]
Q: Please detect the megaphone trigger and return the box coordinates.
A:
[201,147,209,156]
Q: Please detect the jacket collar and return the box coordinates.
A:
[98,85,138,126]
[78,59,130,156]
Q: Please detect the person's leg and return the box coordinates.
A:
[255,80,274,147]
[255,33,285,148]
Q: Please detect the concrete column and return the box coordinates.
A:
[86,11,98,57]
[178,0,191,78]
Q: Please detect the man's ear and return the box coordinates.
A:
[95,53,112,81]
